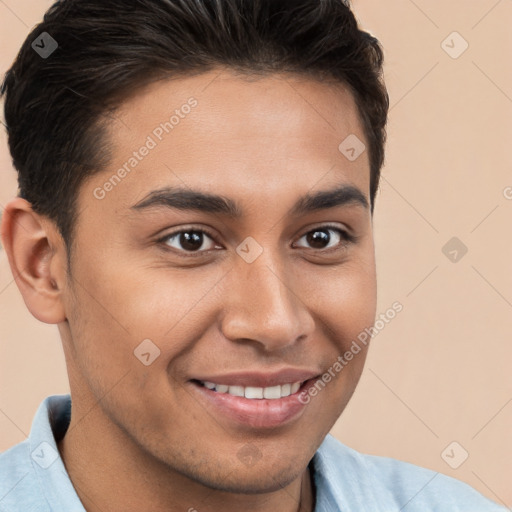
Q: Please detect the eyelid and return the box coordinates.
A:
[294,223,357,246]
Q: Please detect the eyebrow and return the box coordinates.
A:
[130,184,369,217]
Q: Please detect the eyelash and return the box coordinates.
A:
[157,224,357,258]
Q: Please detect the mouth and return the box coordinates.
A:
[193,379,303,399]
[189,376,319,429]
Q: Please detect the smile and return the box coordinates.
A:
[198,380,302,399]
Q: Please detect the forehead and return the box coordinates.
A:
[114,68,363,135]
[81,68,370,213]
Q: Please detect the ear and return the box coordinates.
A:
[1,197,67,324]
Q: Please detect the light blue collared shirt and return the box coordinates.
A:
[0,394,507,511]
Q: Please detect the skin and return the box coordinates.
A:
[1,68,377,512]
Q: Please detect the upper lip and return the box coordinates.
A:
[191,369,321,388]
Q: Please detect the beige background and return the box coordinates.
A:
[1,0,511,507]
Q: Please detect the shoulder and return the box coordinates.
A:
[314,434,507,511]
[0,439,50,511]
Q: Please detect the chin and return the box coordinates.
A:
[197,465,303,495]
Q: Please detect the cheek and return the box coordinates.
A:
[302,257,377,342]
[296,254,377,408]
[66,254,228,380]
[298,267,376,431]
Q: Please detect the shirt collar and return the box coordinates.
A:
[29,394,85,510]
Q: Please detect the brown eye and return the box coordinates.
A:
[295,226,352,251]
[306,229,331,249]
[162,229,217,253]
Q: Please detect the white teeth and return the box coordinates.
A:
[201,380,302,399]
[228,385,245,397]
[263,385,282,399]
[245,387,264,399]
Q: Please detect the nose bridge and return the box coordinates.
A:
[220,247,314,350]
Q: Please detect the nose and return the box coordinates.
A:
[219,250,315,352]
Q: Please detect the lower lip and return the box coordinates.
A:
[191,379,317,429]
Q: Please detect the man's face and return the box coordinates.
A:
[61,69,377,493]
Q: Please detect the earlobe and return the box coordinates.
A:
[1,197,67,324]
